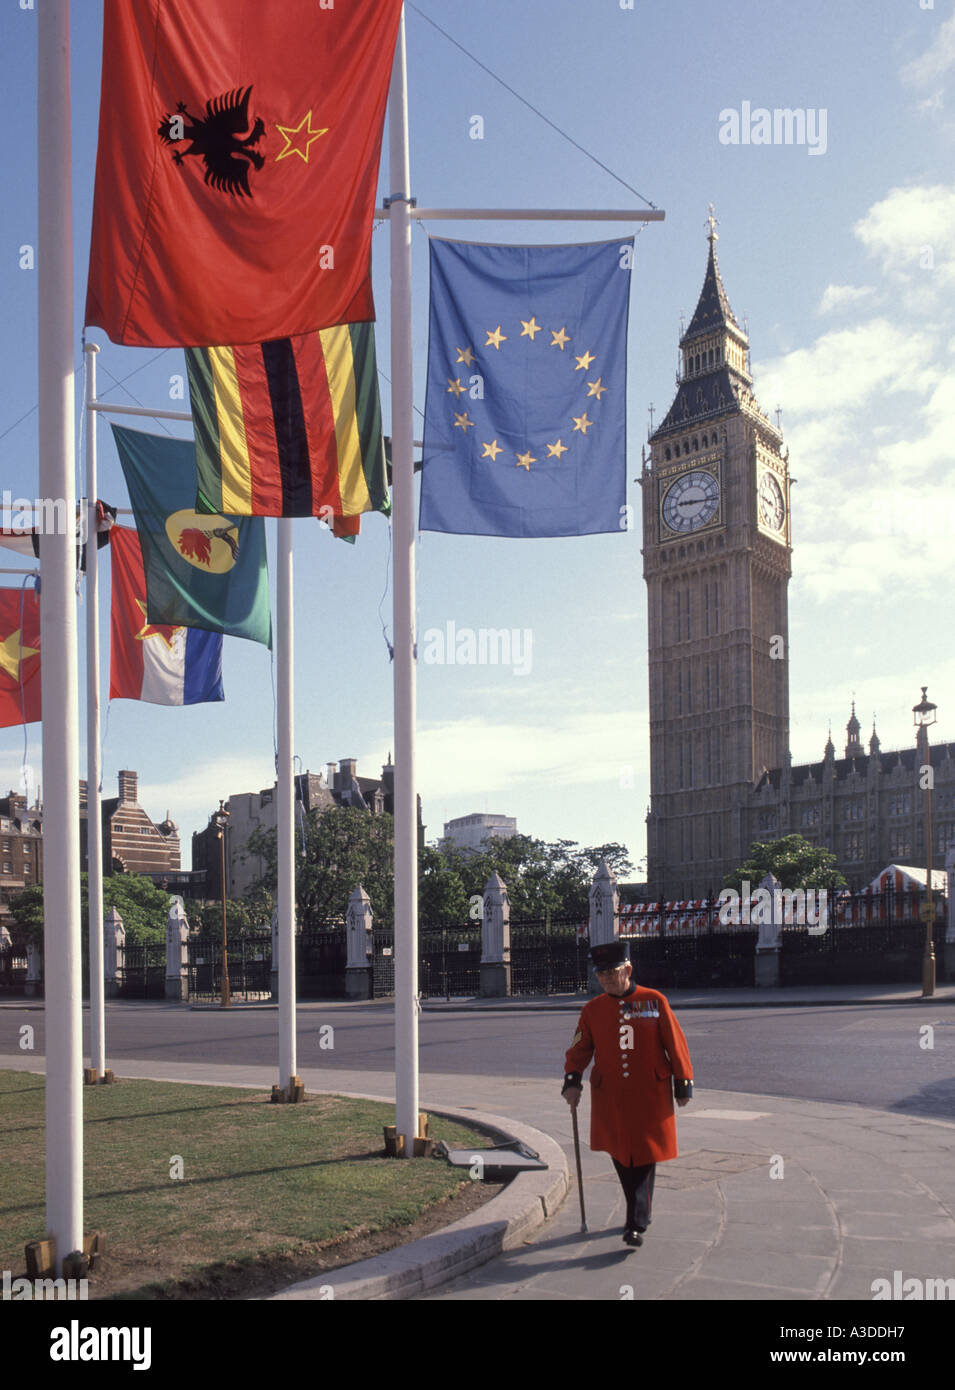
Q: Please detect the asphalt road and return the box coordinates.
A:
[2,999,953,1120]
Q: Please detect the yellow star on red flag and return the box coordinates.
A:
[134,600,182,651]
[275,110,329,163]
[0,629,39,681]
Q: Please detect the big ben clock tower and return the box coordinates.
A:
[641,211,792,900]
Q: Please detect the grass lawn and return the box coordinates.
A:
[0,1069,504,1299]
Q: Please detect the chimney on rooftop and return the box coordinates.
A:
[118,770,138,805]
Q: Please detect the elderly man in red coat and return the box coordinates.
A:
[562,940,694,1246]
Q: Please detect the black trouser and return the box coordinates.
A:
[612,1159,656,1231]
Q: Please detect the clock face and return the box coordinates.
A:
[758,471,785,532]
[661,470,720,534]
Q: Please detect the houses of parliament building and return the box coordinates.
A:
[641,218,954,901]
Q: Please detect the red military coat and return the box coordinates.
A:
[564,984,694,1166]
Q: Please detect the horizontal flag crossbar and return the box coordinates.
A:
[0,567,39,575]
[89,400,425,450]
[376,207,664,221]
[88,402,192,422]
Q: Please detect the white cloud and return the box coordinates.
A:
[145,754,281,828]
[901,11,955,87]
[417,709,647,801]
[875,374,955,475]
[817,284,875,315]
[853,183,955,288]
[755,320,939,418]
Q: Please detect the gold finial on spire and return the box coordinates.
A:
[706,203,719,246]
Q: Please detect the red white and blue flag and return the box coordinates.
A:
[109,526,223,705]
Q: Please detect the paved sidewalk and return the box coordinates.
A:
[5,1048,953,1302]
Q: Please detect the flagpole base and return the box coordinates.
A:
[269,1077,306,1104]
[384,1113,430,1157]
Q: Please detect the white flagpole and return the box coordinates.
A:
[38,0,84,1267]
[388,10,419,1154]
[277,517,297,1091]
[84,342,106,1081]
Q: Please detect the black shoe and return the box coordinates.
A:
[623,1228,643,1247]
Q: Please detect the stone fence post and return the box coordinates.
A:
[25,942,41,998]
[345,885,374,999]
[480,872,511,997]
[588,859,619,992]
[104,907,125,999]
[165,897,190,1001]
[754,872,782,987]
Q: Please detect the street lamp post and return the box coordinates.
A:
[212,801,231,1009]
[913,687,937,999]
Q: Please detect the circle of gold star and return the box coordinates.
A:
[443,316,608,474]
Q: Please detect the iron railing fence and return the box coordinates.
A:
[780,918,947,987]
[3,886,947,999]
[622,929,758,990]
[187,932,273,1001]
[0,945,27,995]
[510,916,589,995]
[116,942,167,999]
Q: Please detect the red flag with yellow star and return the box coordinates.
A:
[0,586,41,728]
[109,527,224,706]
[85,0,403,348]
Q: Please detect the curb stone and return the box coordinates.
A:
[266,1106,568,1301]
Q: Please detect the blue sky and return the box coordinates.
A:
[1,0,953,882]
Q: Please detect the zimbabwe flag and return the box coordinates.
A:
[187,323,390,520]
[84,0,402,348]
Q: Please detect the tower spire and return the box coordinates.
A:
[706,202,719,247]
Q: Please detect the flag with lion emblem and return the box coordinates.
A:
[111,424,271,647]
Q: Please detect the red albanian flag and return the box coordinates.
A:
[85,0,403,348]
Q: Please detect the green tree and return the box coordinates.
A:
[189,899,259,938]
[433,834,634,920]
[418,844,470,925]
[248,806,395,926]
[722,835,847,894]
[8,872,176,946]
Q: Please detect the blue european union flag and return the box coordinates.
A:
[419,238,633,538]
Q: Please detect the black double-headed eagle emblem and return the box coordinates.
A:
[158,86,265,197]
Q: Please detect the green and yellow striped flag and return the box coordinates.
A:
[186,323,391,521]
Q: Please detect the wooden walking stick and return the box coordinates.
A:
[571,1102,587,1232]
